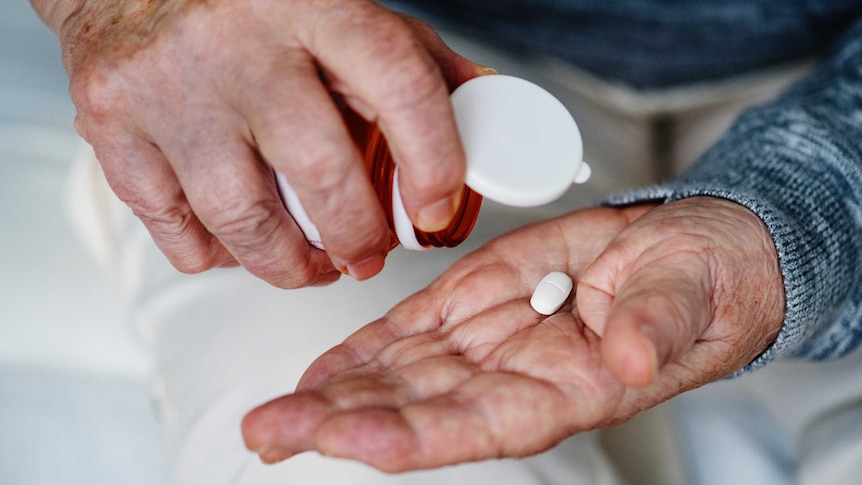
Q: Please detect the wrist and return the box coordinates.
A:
[31,0,109,73]
[32,0,177,74]
[30,0,85,35]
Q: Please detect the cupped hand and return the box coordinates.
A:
[241,197,785,471]
[49,0,485,287]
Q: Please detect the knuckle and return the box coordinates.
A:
[197,195,331,289]
[363,9,416,54]
[128,196,190,230]
[409,166,458,194]
[287,148,353,195]
[172,255,217,274]
[131,201,218,273]
[241,236,328,289]
[69,65,125,120]
[398,164,463,206]
[368,27,441,107]
[326,4,442,110]
[261,259,320,289]
[73,114,91,142]
[206,197,285,249]
[377,47,441,113]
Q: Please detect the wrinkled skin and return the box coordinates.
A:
[29,0,786,472]
[242,197,786,472]
[33,0,486,286]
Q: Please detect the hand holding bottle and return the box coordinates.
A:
[32,0,486,286]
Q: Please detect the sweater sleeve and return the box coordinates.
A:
[603,18,862,373]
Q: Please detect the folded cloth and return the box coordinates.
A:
[0,4,170,483]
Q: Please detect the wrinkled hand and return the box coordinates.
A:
[40,0,484,286]
[241,197,785,471]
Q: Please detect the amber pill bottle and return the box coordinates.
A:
[276,75,590,252]
[357,121,484,250]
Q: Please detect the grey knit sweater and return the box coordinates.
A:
[606,19,862,372]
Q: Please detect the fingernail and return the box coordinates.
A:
[344,253,386,281]
[416,191,461,232]
[637,325,662,374]
[258,446,292,464]
[479,65,498,75]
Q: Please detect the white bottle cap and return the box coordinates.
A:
[389,75,589,249]
[453,75,589,207]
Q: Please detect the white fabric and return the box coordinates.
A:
[0,3,170,484]
[0,366,170,485]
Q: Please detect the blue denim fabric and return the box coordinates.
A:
[605,18,862,372]
[394,0,862,89]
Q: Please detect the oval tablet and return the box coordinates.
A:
[530,271,574,315]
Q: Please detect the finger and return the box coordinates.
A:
[89,129,237,272]
[296,288,446,390]
[579,249,713,387]
[321,48,485,127]
[395,13,492,90]
[297,259,533,389]
[575,264,618,338]
[160,122,340,288]
[302,2,466,232]
[244,357,456,463]
[313,372,567,471]
[242,391,336,463]
[245,363,564,471]
[319,297,539,390]
[237,56,391,280]
[320,14,489,125]
[296,330,451,394]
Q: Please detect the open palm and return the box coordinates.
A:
[242,198,785,472]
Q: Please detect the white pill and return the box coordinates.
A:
[530,271,574,315]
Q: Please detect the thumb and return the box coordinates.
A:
[577,251,713,388]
